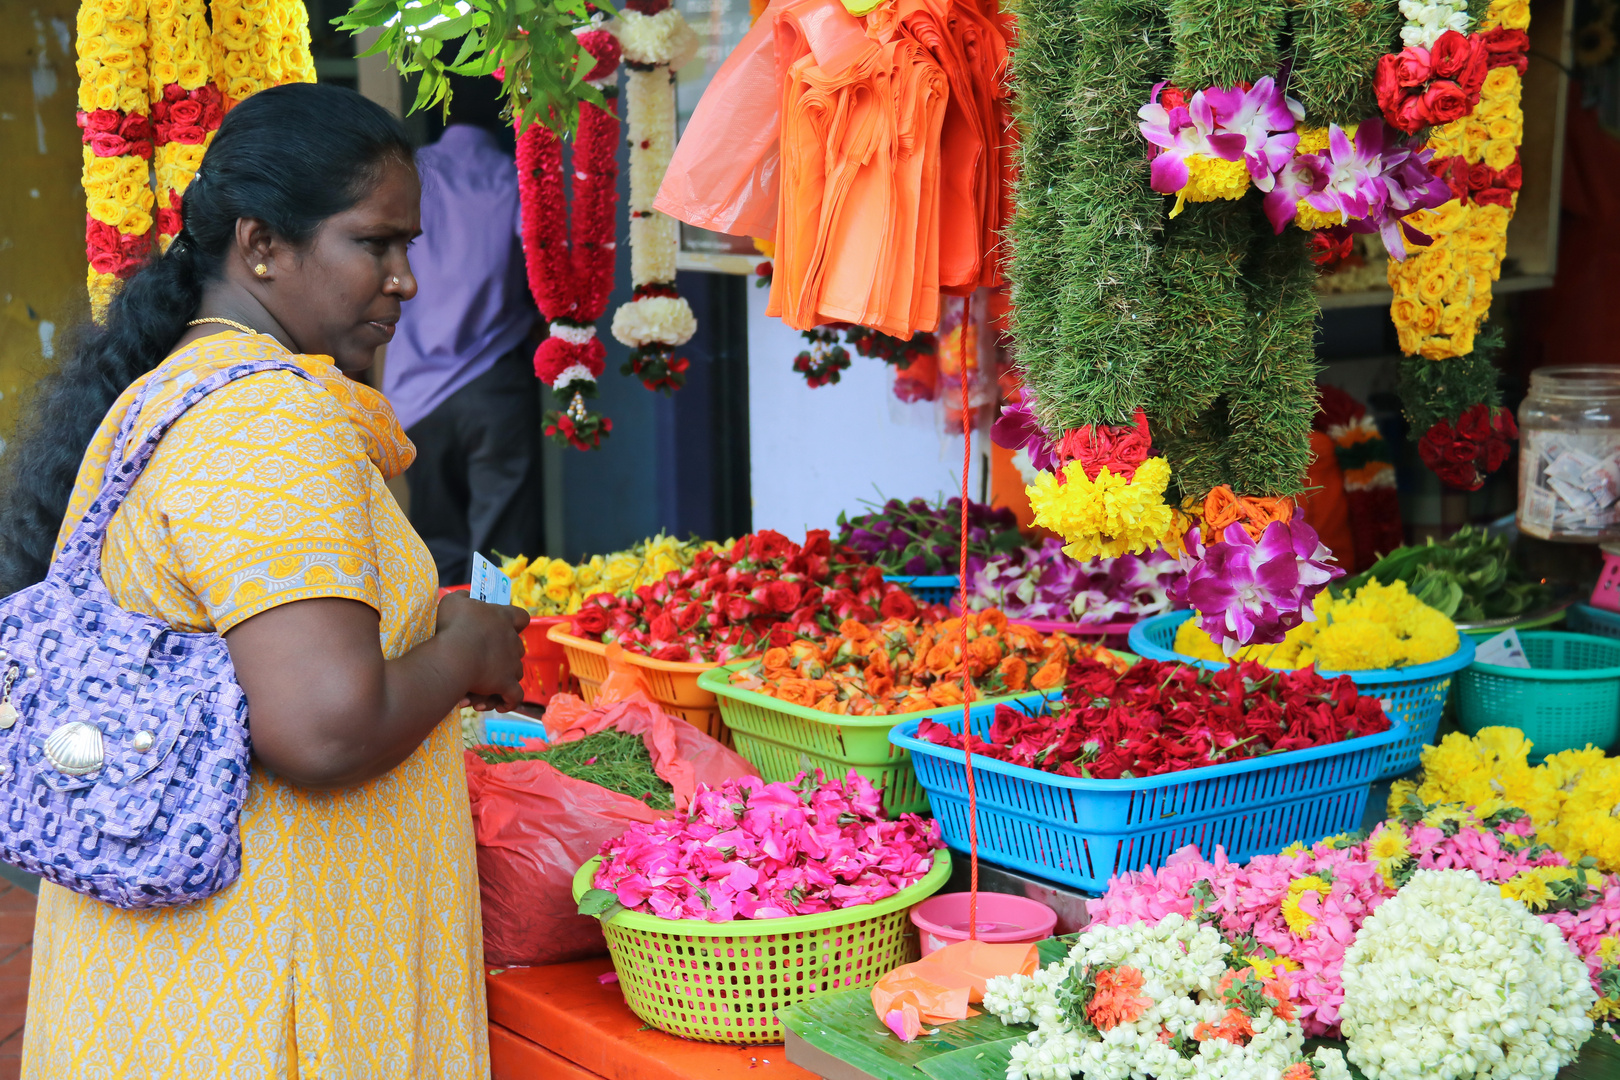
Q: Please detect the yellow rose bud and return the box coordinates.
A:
[177,59,208,88]
[222,50,251,78]
[1482,140,1517,171]
[1415,303,1442,335]
[247,62,268,81]
[118,86,147,114]
[120,208,154,236]
[1391,298,1422,329]
[1465,120,1490,148]
[87,196,128,226]
[1440,303,1471,335]
[151,60,180,88]
[1418,268,1455,305]
[96,0,131,19]
[126,62,148,88]
[93,84,118,111]
[1451,324,1476,354]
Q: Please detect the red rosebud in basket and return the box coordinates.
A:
[572,606,609,637]
[747,530,798,564]
[675,602,705,632]
[763,581,802,614]
[650,644,690,662]
[649,612,679,642]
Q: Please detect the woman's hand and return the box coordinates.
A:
[434,591,529,711]
[226,594,529,789]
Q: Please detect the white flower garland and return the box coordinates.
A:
[983,915,1351,1080]
[551,362,597,392]
[609,5,699,388]
[1398,0,1470,47]
[1340,870,1596,1080]
[549,322,598,347]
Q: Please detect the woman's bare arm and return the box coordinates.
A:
[225,592,528,789]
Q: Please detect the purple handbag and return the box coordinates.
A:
[0,358,313,907]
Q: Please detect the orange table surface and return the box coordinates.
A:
[487,959,819,1080]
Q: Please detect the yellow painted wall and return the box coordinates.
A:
[0,1,85,445]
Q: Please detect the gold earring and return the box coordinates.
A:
[253,263,268,277]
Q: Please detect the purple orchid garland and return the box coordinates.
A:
[1170,520,1344,654]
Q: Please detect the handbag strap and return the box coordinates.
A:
[53,357,317,584]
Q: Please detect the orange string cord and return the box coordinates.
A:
[958,368,979,939]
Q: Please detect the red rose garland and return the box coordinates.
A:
[516,27,622,451]
[1418,403,1518,490]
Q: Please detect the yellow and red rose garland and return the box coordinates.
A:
[76,0,316,318]
[77,0,155,321]
[1386,0,1530,360]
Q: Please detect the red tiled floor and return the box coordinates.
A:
[0,885,35,1080]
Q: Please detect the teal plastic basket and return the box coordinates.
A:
[1455,631,1620,758]
[1567,603,1620,641]
[1128,610,1475,781]
[883,574,959,605]
[700,662,1060,816]
[483,716,549,747]
[891,704,1403,892]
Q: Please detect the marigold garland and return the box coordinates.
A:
[77,0,153,321]
[516,28,622,450]
[76,0,315,318]
[609,0,699,394]
[1027,457,1178,561]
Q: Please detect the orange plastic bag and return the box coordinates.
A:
[653,0,802,237]
[465,691,756,967]
[870,940,1039,1029]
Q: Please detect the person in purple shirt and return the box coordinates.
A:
[384,76,541,586]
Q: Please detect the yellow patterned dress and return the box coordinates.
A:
[22,332,489,1078]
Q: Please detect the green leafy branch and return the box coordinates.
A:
[334,0,617,138]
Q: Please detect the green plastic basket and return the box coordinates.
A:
[572,849,951,1044]
[697,663,1061,816]
[1455,631,1620,758]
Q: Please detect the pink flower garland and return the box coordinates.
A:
[515,28,622,450]
[1088,810,1620,1036]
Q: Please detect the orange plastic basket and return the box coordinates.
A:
[547,625,729,743]
[520,617,571,705]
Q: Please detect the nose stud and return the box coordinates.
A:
[391,276,400,287]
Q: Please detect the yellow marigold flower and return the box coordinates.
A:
[1027,457,1175,561]
[1282,876,1332,937]
[1368,822,1411,864]
[1600,936,1620,965]
[1501,870,1554,911]
[1169,155,1251,218]
[1294,203,1341,231]
[1387,779,1419,818]
[1244,955,1299,980]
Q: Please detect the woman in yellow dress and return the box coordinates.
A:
[0,83,527,1077]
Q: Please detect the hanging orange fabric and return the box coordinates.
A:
[767,14,948,336]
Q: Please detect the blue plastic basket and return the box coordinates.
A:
[1567,603,1620,641]
[884,574,959,605]
[890,704,1403,892]
[483,715,549,747]
[1128,611,1474,781]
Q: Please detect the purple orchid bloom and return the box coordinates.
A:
[1203,77,1303,192]
[1263,153,1329,233]
[1173,519,1342,654]
[991,398,1059,473]
[1138,83,1247,196]
[1364,137,1452,260]
[1300,122,1386,226]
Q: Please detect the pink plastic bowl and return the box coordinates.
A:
[909,892,1059,957]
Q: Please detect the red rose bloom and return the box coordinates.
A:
[1393,93,1431,134]
[169,99,204,126]
[1475,187,1514,208]
[1422,80,1471,125]
[1459,39,1490,98]
[675,602,705,631]
[878,589,918,620]
[1429,31,1471,79]
[1394,46,1433,87]
[648,612,679,641]
[1482,27,1530,69]
[1455,403,1494,441]
[1466,161,1495,191]
[763,581,802,614]
[1501,160,1523,190]
[1373,55,1404,111]
[650,644,690,662]
[572,606,609,637]
[78,109,119,134]
[747,529,797,564]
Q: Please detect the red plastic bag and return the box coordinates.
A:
[466,691,756,967]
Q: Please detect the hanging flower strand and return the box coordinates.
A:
[516,22,622,451]
[609,0,699,393]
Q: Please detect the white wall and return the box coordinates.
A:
[747,284,988,537]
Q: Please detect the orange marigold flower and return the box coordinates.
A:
[1086,966,1151,1031]
[1193,1007,1255,1045]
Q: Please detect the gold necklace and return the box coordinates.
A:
[186,317,260,335]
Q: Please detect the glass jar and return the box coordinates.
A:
[1518,366,1620,543]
